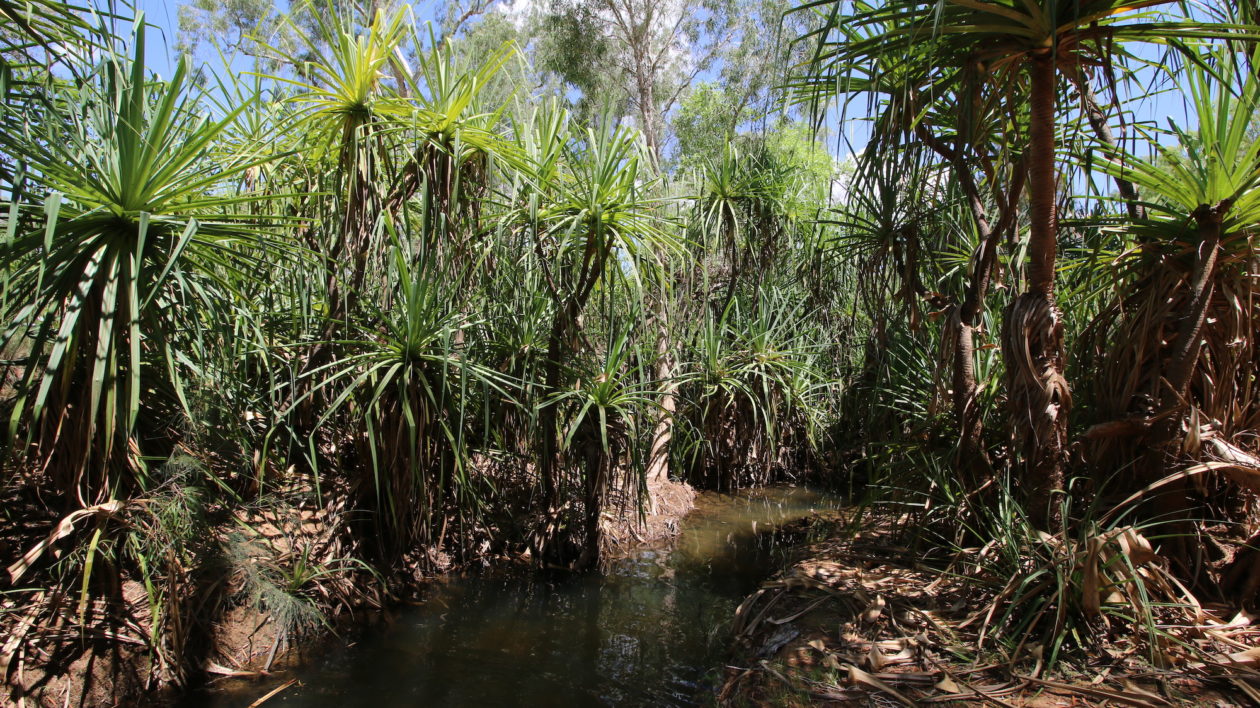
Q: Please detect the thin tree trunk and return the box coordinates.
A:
[1002,53,1070,530]
[1072,77,1144,221]
[952,179,1005,469]
[538,304,573,512]
[915,125,1023,485]
[646,316,675,487]
[534,236,614,563]
[294,118,376,431]
[576,439,610,570]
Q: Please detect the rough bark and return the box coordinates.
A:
[1147,203,1227,576]
[1161,203,1228,402]
[645,314,676,487]
[1003,53,1070,530]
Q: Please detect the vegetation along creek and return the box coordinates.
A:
[4,0,1260,705]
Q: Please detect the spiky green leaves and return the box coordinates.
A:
[1094,52,1260,236]
[0,19,284,500]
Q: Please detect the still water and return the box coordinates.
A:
[191,487,835,707]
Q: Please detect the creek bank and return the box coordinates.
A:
[196,478,701,684]
[717,515,1257,707]
[4,474,699,708]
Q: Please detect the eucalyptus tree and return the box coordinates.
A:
[533,0,737,167]
[177,0,284,58]
[176,0,408,67]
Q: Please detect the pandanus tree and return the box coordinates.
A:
[796,0,1233,526]
[790,2,1020,483]
[1084,53,1260,569]
[691,139,815,313]
[902,0,1231,527]
[310,238,509,566]
[388,40,513,281]
[676,144,824,490]
[266,4,409,336]
[912,93,1026,481]
[519,113,672,566]
[267,8,518,566]
[0,0,94,109]
[821,146,940,378]
[0,21,280,505]
[678,289,827,490]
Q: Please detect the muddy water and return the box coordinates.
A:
[191,487,835,707]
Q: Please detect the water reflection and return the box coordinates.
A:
[190,486,834,707]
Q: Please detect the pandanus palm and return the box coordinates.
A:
[1104,63,1260,420]
[308,239,508,566]
[522,115,672,566]
[0,0,93,97]
[791,0,1017,482]
[1086,55,1260,553]
[389,39,515,279]
[680,290,826,490]
[0,22,280,505]
[910,93,1025,480]
[693,142,798,314]
[265,3,409,329]
[797,0,1232,526]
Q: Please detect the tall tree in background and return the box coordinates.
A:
[534,0,735,167]
[177,0,408,69]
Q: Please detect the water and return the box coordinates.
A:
[189,486,835,707]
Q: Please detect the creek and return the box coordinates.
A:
[186,486,835,707]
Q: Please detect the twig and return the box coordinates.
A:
[247,678,299,708]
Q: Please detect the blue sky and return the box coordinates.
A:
[130,0,1196,171]
[132,0,442,79]
[132,0,185,78]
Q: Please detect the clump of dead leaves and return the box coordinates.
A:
[719,519,1260,706]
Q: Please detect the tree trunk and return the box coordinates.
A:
[1025,55,1058,300]
[1147,203,1227,577]
[645,312,675,487]
[538,304,573,512]
[913,122,1017,486]
[1162,203,1227,402]
[576,438,610,570]
[1073,77,1144,221]
[952,183,1004,478]
[1002,53,1070,530]
[293,117,377,434]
